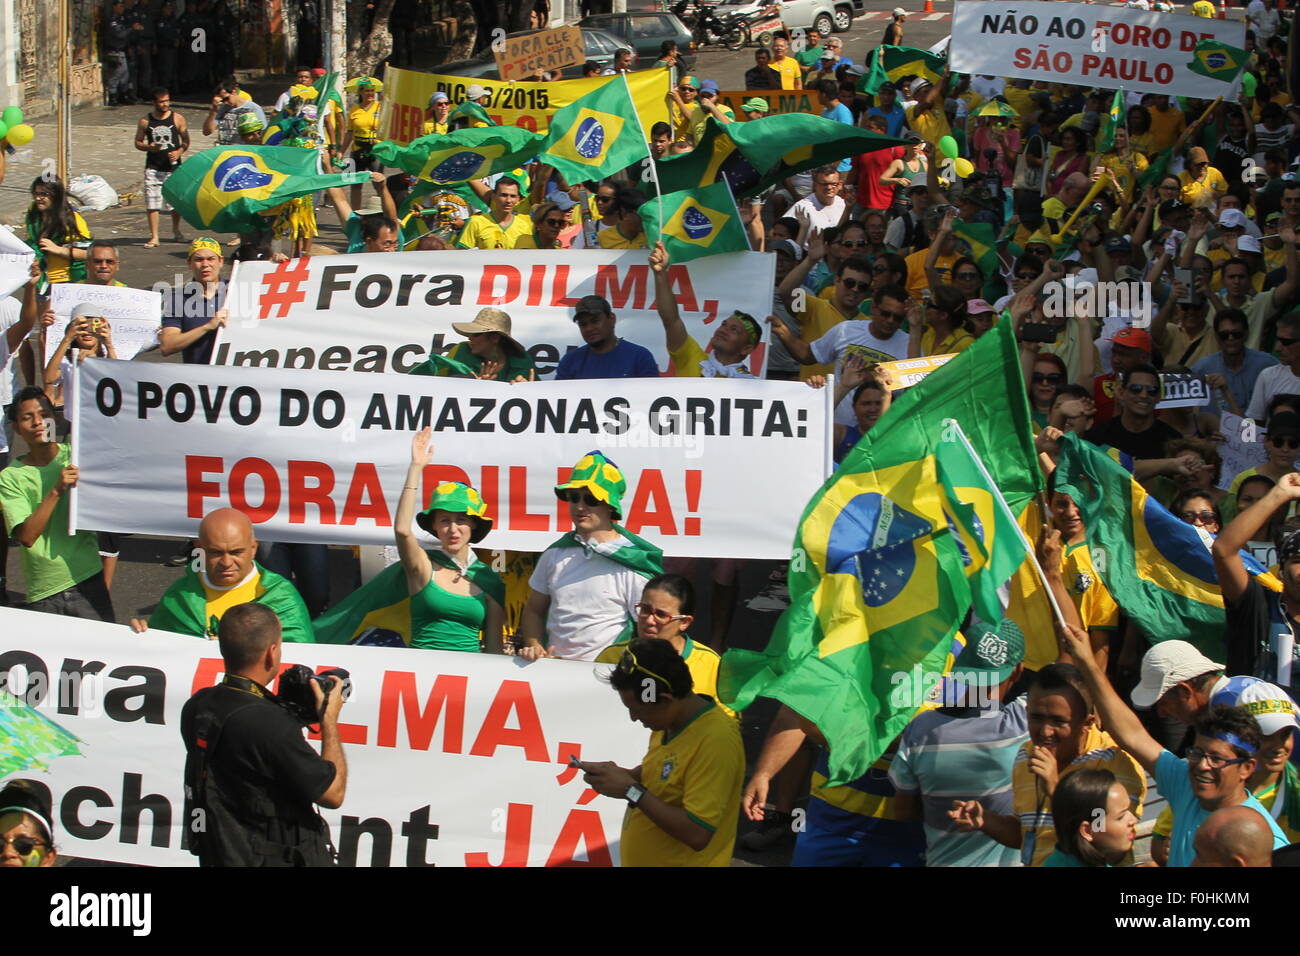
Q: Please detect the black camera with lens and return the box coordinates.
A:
[277,664,352,725]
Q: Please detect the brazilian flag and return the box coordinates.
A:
[1054,435,1281,660]
[373,126,544,184]
[639,180,749,263]
[162,145,368,232]
[450,100,497,128]
[1096,88,1126,154]
[1136,147,1173,191]
[1187,39,1248,83]
[539,75,650,183]
[654,117,763,196]
[719,318,1041,786]
[950,220,1000,277]
[727,114,907,197]
[0,688,81,776]
[858,45,946,95]
[313,551,506,646]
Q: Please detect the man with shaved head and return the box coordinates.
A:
[1192,805,1275,866]
[132,507,313,640]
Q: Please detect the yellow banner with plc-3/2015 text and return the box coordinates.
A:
[380,66,672,145]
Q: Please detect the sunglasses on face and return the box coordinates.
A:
[1126,383,1159,396]
[563,490,602,507]
[1032,372,1063,385]
[634,602,687,624]
[1014,272,1038,281]
[839,277,870,292]
[0,835,46,856]
[1271,436,1300,450]
[872,263,892,274]
[837,239,867,248]
[955,272,981,281]
[1218,328,1245,340]
[1277,335,1300,347]
[1180,510,1218,525]
[543,218,567,227]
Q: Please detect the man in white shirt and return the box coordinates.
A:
[516,452,663,662]
[1247,313,1300,420]
[1246,0,1280,41]
[790,165,847,249]
[274,66,314,112]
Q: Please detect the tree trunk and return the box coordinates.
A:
[346,0,397,76]
[446,1,478,61]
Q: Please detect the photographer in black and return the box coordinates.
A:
[181,602,347,866]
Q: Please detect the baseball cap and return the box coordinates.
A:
[550,192,577,212]
[1104,235,1132,253]
[700,79,719,95]
[908,173,928,190]
[893,6,907,15]
[908,77,932,97]
[966,298,995,315]
[1238,234,1262,253]
[1131,640,1224,709]
[574,294,612,319]
[466,83,489,100]
[901,129,923,143]
[1109,327,1153,352]
[952,618,1026,685]
[879,81,897,94]
[1232,682,1300,735]
[741,96,770,113]
[1218,208,1248,229]
[1159,198,1189,217]
[429,91,449,105]
[70,302,103,321]
[770,238,805,261]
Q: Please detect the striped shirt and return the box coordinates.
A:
[889,698,1029,866]
[1013,725,1147,866]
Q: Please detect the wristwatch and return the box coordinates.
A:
[625,784,645,807]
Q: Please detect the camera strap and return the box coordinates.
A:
[221,674,271,699]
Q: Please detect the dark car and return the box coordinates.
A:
[434,27,634,80]
[578,12,697,72]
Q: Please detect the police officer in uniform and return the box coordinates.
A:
[181,603,347,867]
[103,0,133,106]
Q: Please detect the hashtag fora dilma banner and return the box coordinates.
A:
[380,66,671,144]
[71,360,833,560]
[214,249,776,379]
[948,0,1245,98]
[0,606,646,867]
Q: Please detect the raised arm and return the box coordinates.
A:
[394,427,435,597]
[1212,472,1300,601]
[649,240,688,353]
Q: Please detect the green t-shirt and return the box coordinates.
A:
[0,444,102,602]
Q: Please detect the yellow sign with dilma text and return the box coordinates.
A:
[380,66,671,146]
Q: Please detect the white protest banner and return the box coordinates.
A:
[948,1,1246,99]
[1216,412,1267,492]
[0,223,36,296]
[212,249,776,379]
[0,606,645,866]
[72,360,832,559]
[45,283,163,364]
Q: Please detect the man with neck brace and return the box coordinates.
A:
[515,452,663,661]
[649,240,764,378]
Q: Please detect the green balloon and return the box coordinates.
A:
[1242,72,1257,98]
[0,122,9,141]
[938,135,958,159]
[1,106,22,128]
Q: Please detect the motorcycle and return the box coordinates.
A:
[671,0,749,51]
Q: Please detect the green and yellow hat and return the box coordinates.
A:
[416,481,492,542]
[555,451,627,519]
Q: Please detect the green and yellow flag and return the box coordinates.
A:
[162,145,368,232]
[539,75,650,182]
[858,45,946,95]
[653,117,763,196]
[951,220,1000,277]
[1096,88,1126,154]
[719,318,1041,786]
[1187,39,1248,83]
[450,100,497,127]
[373,126,544,184]
[0,688,80,776]
[639,180,750,262]
[726,114,906,196]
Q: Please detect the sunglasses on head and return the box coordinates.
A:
[1032,372,1063,385]
[563,490,602,507]
[1126,383,1159,396]
[839,277,870,292]
[616,647,673,691]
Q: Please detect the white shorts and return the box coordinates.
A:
[144,167,173,212]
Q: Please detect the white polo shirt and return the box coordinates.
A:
[528,534,647,661]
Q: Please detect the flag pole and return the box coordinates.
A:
[945,420,1071,631]
[620,72,664,222]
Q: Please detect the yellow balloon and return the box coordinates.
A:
[954,157,975,178]
[6,123,34,146]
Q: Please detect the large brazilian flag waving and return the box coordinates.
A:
[373,126,545,184]
[720,319,1041,786]
[163,145,368,232]
[639,180,750,263]
[539,74,650,183]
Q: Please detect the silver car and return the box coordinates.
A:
[708,0,854,35]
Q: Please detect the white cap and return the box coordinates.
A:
[1237,233,1262,253]
[1131,640,1223,709]
[466,84,489,101]
[70,302,103,321]
[893,6,907,15]
[1218,207,1248,229]
[1227,681,1300,734]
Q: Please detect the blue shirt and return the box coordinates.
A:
[867,104,906,138]
[822,103,856,173]
[554,339,660,380]
[1192,349,1278,416]
[1154,749,1290,867]
[1041,848,1094,867]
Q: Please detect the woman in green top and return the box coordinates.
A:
[408,306,537,382]
[1040,769,1138,867]
[395,427,505,653]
